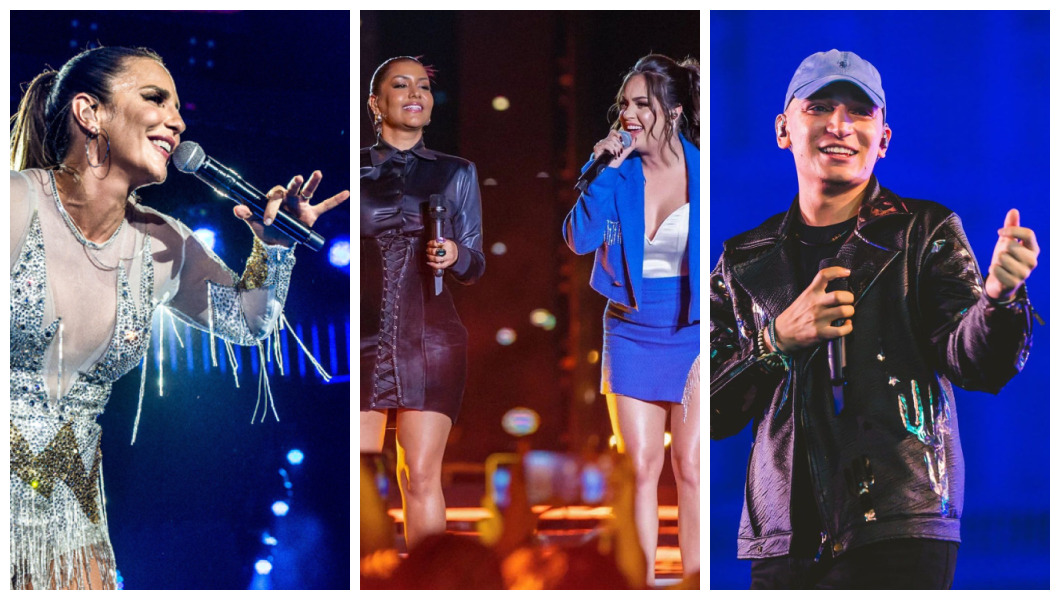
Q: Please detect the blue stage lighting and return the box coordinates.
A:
[287,449,304,465]
[271,501,290,517]
[193,228,217,252]
[254,559,273,575]
[328,239,351,268]
[261,532,278,546]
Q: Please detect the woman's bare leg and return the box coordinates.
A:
[608,393,668,586]
[360,409,387,453]
[670,370,701,577]
[394,409,453,551]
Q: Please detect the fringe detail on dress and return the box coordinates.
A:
[10,475,117,589]
[281,313,332,382]
[131,355,149,445]
[681,355,700,424]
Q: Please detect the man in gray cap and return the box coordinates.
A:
[709,50,1041,588]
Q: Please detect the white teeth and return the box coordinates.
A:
[822,146,855,155]
[152,139,172,153]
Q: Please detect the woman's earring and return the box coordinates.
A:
[85,128,110,168]
[374,113,383,125]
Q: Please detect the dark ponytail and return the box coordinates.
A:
[10,45,164,171]
[10,70,58,170]
[678,57,700,148]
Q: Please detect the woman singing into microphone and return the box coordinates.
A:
[9,45,348,589]
[360,56,485,551]
[564,54,700,585]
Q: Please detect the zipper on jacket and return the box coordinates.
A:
[800,396,838,560]
[814,531,828,563]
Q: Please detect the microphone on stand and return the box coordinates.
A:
[172,141,325,251]
[429,195,448,296]
[573,130,633,193]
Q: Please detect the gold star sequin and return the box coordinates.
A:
[11,422,103,524]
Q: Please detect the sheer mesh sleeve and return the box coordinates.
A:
[11,170,37,269]
[146,209,295,346]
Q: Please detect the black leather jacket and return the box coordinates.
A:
[709,179,1034,560]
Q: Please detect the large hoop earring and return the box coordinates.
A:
[85,129,110,168]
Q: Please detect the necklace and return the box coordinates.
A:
[794,226,853,247]
[50,170,127,249]
[50,170,132,270]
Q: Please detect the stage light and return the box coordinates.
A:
[261,533,278,546]
[582,465,605,504]
[609,435,618,449]
[502,407,540,436]
[664,432,672,447]
[254,559,273,575]
[287,449,304,465]
[328,238,351,268]
[587,350,600,364]
[193,228,217,252]
[492,96,511,111]
[528,309,556,331]
[496,328,517,346]
[491,242,507,256]
[271,501,290,517]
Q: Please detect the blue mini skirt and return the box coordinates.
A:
[601,276,699,403]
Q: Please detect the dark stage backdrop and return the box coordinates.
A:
[710,11,1049,590]
[10,11,351,589]
[360,12,699,469]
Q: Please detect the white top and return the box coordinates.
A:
[643,203,689,278]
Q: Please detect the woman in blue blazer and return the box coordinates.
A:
[563,54,700,585]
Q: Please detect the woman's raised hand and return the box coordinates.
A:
[592,130,635,170]
[233,170,351,246]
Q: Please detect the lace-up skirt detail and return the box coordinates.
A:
[361,229,467,423]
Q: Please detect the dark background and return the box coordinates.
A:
[360,9,698,518]
[710,11,1049,590]
[11,10,351,589]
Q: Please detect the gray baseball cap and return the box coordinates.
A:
[784,50,885,115]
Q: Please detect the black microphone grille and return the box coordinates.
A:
[172,141,206,173]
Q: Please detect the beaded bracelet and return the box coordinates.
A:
[768,318,783,354]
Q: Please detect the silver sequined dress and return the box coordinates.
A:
[9,169,296,589]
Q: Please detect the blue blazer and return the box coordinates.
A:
[563,133,700,323]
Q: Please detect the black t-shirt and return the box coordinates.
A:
[787,216,855,558]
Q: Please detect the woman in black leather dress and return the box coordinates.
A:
[360,56,485,550]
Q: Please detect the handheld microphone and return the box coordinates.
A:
[573,130,633,193]
[429,194,447,296]
[172,141,325,251]
[820,256,851,415]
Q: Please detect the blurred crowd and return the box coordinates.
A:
[359,450,700,590]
